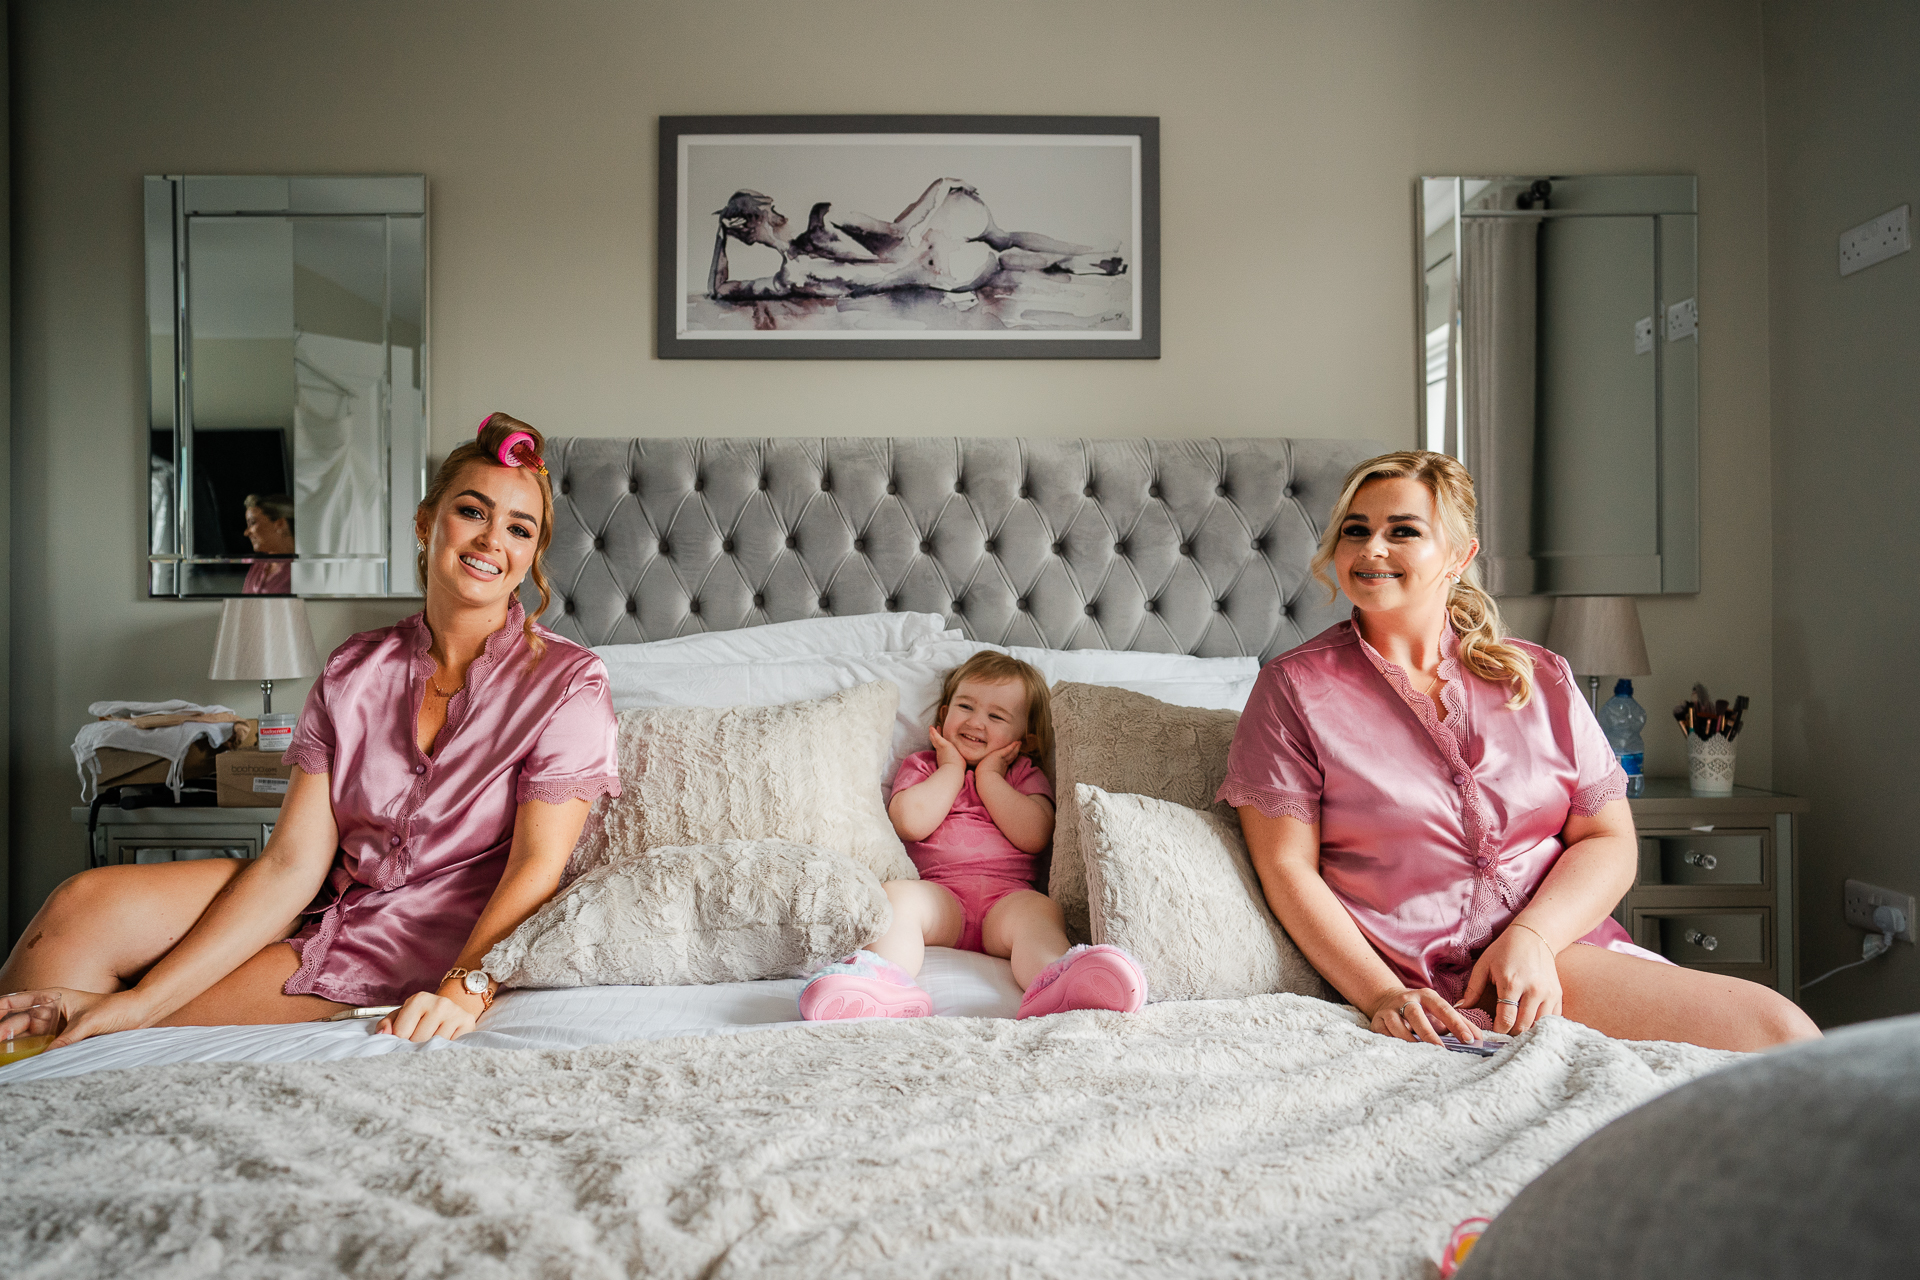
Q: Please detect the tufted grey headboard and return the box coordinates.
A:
[528,437,1383,662]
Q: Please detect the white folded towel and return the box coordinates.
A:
[73,700,241,802]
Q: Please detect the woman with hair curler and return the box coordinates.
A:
[1221,451,1818,1053]
[1,414,620,1046]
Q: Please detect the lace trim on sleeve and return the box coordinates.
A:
[1215,779,1320,825]
[1570,771,1629,815]
[281,741,332,778]
[517,774,623,806]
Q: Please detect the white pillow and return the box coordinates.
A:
[571,679,917,884]
[1077,785,1331,1002]
[595,638,993,786]
[485,840,892,988]
[1008,646,1259,686]
[596,612,955,665]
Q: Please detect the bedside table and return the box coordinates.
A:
[1614,778,1808,1001]
[72,804,281,869]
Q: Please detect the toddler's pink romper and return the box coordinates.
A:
[891,750,1054,953]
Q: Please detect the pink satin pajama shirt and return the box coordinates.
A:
[281,600,620,1006]
[1218,617,1663,1007]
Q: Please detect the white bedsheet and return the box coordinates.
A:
[0,949,1022,1084]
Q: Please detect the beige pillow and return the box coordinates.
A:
[571,679,915,884]
[485,840,892,987]
[1048,683,1241,943]
[1077,785,1333,1001]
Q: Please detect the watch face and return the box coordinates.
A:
[463,970,490,995]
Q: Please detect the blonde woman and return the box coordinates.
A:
[1220,451,1817,1052]
[1,415,619,1048]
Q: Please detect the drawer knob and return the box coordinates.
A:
[1684,852,1719,870]
[1686,930,1719,951]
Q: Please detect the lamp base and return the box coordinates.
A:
[261,680,275,716]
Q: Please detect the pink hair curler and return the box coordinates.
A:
[478,415,548,476]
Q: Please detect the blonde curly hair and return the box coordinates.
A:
[1309,450,1535,708]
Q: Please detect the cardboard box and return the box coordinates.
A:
[216,749,294,808]
[93,742,218,790]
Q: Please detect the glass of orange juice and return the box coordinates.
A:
[0,997,61,1066]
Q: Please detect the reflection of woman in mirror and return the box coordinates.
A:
[0,414,621,1047]
[241,493,295,595]
[706,179,1126,301]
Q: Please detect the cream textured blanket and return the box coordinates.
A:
[0,996,1734,1278]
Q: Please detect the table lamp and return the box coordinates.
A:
[209,598,321,714]
[1546,596,1651,714]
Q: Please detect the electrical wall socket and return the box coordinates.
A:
[1839,204,1910,277]
[1844,879,1916,943]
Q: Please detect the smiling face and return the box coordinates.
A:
[414,461,545,613]
[938,677,1033,766]
[242,507,294,555]
[1332,476,1477,617]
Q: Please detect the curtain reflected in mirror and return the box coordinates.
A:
[146,176,427,598]
[1418,176,1698,596]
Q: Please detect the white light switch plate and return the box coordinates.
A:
[1665,297,1697,341]
[1839,204,1910,277]
[1633,316,1654,355]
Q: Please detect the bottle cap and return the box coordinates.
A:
[1614,679,1634,696]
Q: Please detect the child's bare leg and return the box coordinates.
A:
[868,880,964,978]
[982,890,1070,988]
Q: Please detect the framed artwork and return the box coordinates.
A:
[657,115,1159,359]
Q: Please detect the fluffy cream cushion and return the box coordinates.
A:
[571,679,915,884]
[1077,785,1332,1001]
[485,840,892,987]
[1048,683,1241,943]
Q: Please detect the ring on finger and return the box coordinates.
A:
[1397,1001,1417,1019]
[1496,997,1521,1007]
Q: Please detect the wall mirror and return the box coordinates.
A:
[1417,175,1697,595]
[146,175,428,598]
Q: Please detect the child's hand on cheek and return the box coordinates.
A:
[977,740,1021,779]
[929,725,967,772]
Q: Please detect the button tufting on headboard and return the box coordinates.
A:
[528,437,1381,659]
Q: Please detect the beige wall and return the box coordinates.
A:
[10,0,1774,935]
[1766,0,1920,1025]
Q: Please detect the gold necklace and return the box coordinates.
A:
[1413,668,1442,697]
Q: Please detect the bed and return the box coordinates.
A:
[0,438,1741,1278]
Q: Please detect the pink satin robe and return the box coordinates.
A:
[1218,617,1661,1007]
[281,600,620,1005]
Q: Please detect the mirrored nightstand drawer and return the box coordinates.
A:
[1648,910,1770,967]
[1638,832,1767,886]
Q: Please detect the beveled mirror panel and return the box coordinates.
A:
[1417,175,1697,595]
[146,175,428,597]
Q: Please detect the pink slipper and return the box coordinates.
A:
[1016,944,1148,1019]
[798,951,933,1021]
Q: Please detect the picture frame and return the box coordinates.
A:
[657,115,1159,360]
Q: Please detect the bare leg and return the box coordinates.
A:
[981,890,1071,989]
[1552,943,1821,1051]
[1,860,251,993]
[0,860,346,1026]
[867,880,963,978]
[160,939,345,1026]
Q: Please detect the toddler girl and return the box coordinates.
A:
[800,652,1148,1021]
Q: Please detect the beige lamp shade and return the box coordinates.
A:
[209,598,322,682]
[1546,596,1651,677]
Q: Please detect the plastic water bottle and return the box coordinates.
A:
[1598,679,1647,798]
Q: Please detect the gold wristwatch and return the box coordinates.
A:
[441,967,496,1011]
